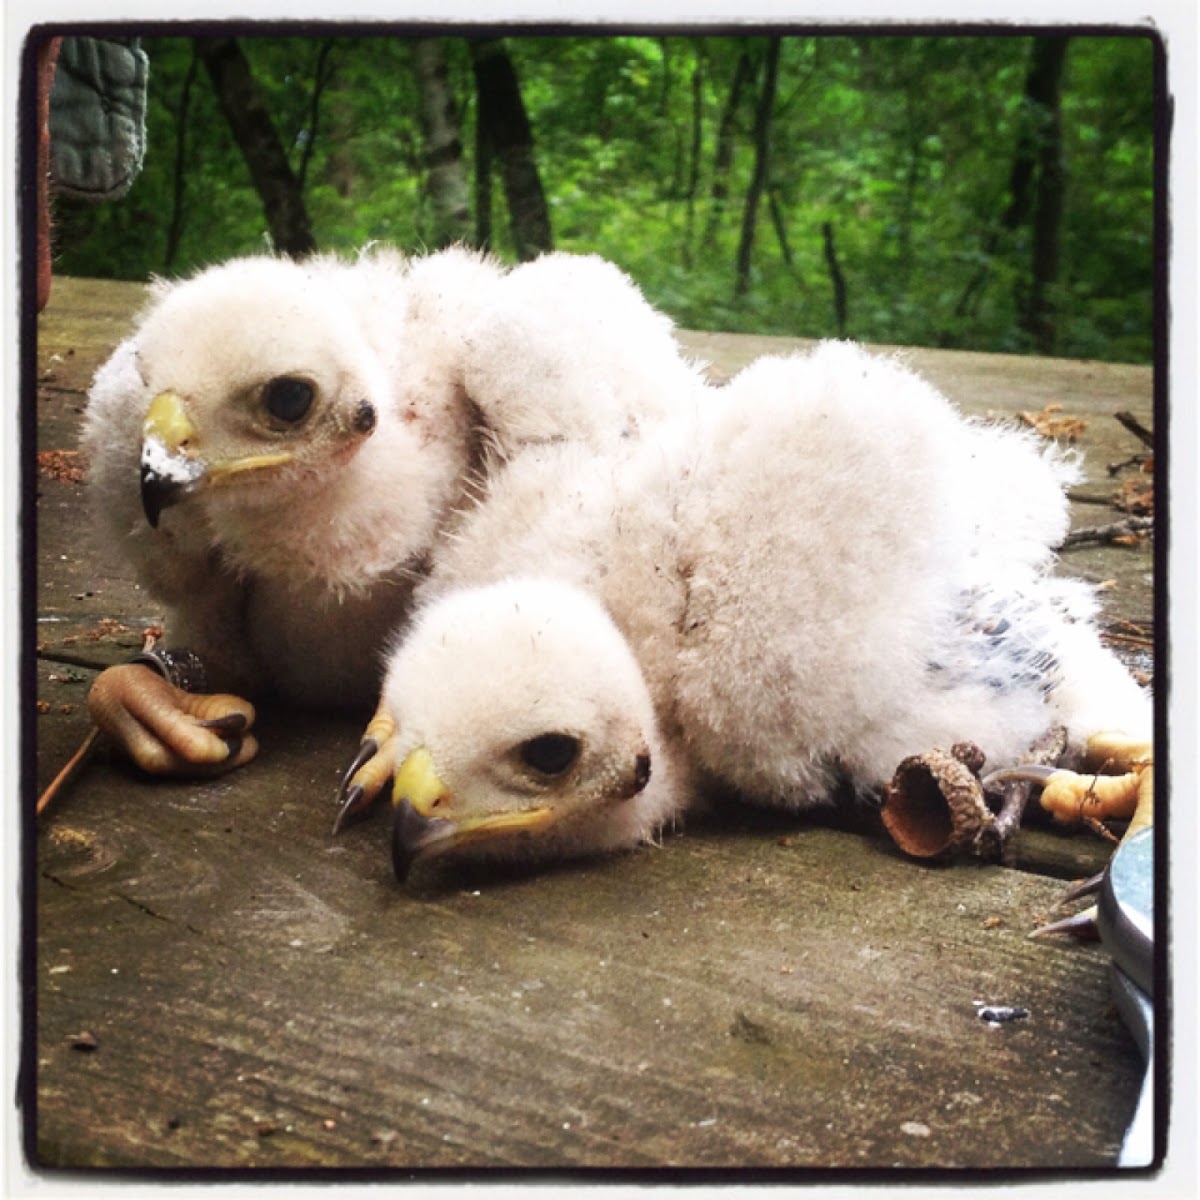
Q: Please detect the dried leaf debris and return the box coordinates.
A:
[37,449,87,484]
[1017,403,1087,442]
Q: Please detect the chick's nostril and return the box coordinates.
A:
[354,400,377,435]
[633,752,652,794]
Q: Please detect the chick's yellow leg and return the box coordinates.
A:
[332,702,398,833]
[1028,734,1153,940]
[88,663,258,776]
[1037,733,1153,839]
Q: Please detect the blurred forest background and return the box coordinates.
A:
[52,32,1158,363]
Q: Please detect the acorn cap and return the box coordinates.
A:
[882,748,994,859]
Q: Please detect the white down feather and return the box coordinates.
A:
[381,341,1151,858]
[81,247,706,709]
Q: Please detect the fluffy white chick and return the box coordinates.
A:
[350,341,1151,876]
[79,246,706,776]
[381,579,686,878]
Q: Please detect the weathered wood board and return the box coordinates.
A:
[37,772,1141,1170]
[29,277,1157,1174]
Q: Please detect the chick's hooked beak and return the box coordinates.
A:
[139,391,294,528]
[390,747,555,882]
[140,391,204,527]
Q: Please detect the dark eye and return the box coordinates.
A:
[518,733,580,778]
[263,376,315,424]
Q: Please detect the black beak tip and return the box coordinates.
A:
[390,799,437,883]
[141,464,202,529]
[390,806,416,883]
[140,468,164,528]
[390,799,457,883]
[141,466,196,529]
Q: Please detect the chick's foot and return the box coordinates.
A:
[87,663,258,776]
[987,733,1153,940]
[332,703,398,833]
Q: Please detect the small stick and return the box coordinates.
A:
[1112,618,1154,636]
[1114,410,1154,449]
[1067,489,1121,506]
[1107,453,1150,477]
[1059,516,1153,550]
[989,781,1031,865]
[36,628,161,820]
[1101,629,1154,647]
[36,726,101,817]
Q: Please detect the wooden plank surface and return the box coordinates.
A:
[30,277,1156,1173]
[37,769,1141,1170]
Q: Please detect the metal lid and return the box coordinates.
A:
[1098,826,1154,997]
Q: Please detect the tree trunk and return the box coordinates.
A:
[1019,37,1069,354]
[469,37,551,261]
[324,59,358,200]
[734,38,781,298]
[658,36,674,115]
[768,185,801,277]
[412,37,473,249]
[661,38,688,200]
[682,48,704,265]
[822,221,848,336]
[952,35,1070,329]
[1003,37,1069,234]
[164,47,199,270]
[195,37,315,257]
[898,88,922,279]
[703,44,756,244]
[295,39,336,195]
[474,103,494,251]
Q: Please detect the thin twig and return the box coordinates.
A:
[1101,629,1154,650]
[1114,410,1154,449]
[36,726,100,818]
[1067,489,1120,506]
[988,781,1032,865]
[1107,452,1150,477]
[1059,516,1153,550]
[1102,619,1154,648]
[978,726,1067,865]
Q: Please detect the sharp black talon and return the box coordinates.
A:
[219,735,243,762]
[1062,872,1104,905]
[337,738,378,804]
[1028,906,1099,941]
[332,785,365,836]
[198,712,249,735]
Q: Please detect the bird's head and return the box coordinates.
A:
[132,258,385,528]
[381,578,675,881]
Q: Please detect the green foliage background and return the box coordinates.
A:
[52,33,1157,363]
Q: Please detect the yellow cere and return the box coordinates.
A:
[143,391,197,448]
[393,747,450,818]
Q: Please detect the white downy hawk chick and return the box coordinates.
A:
[339,342,1152,879]
[381,579,686,874]
[78,246,707,777]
